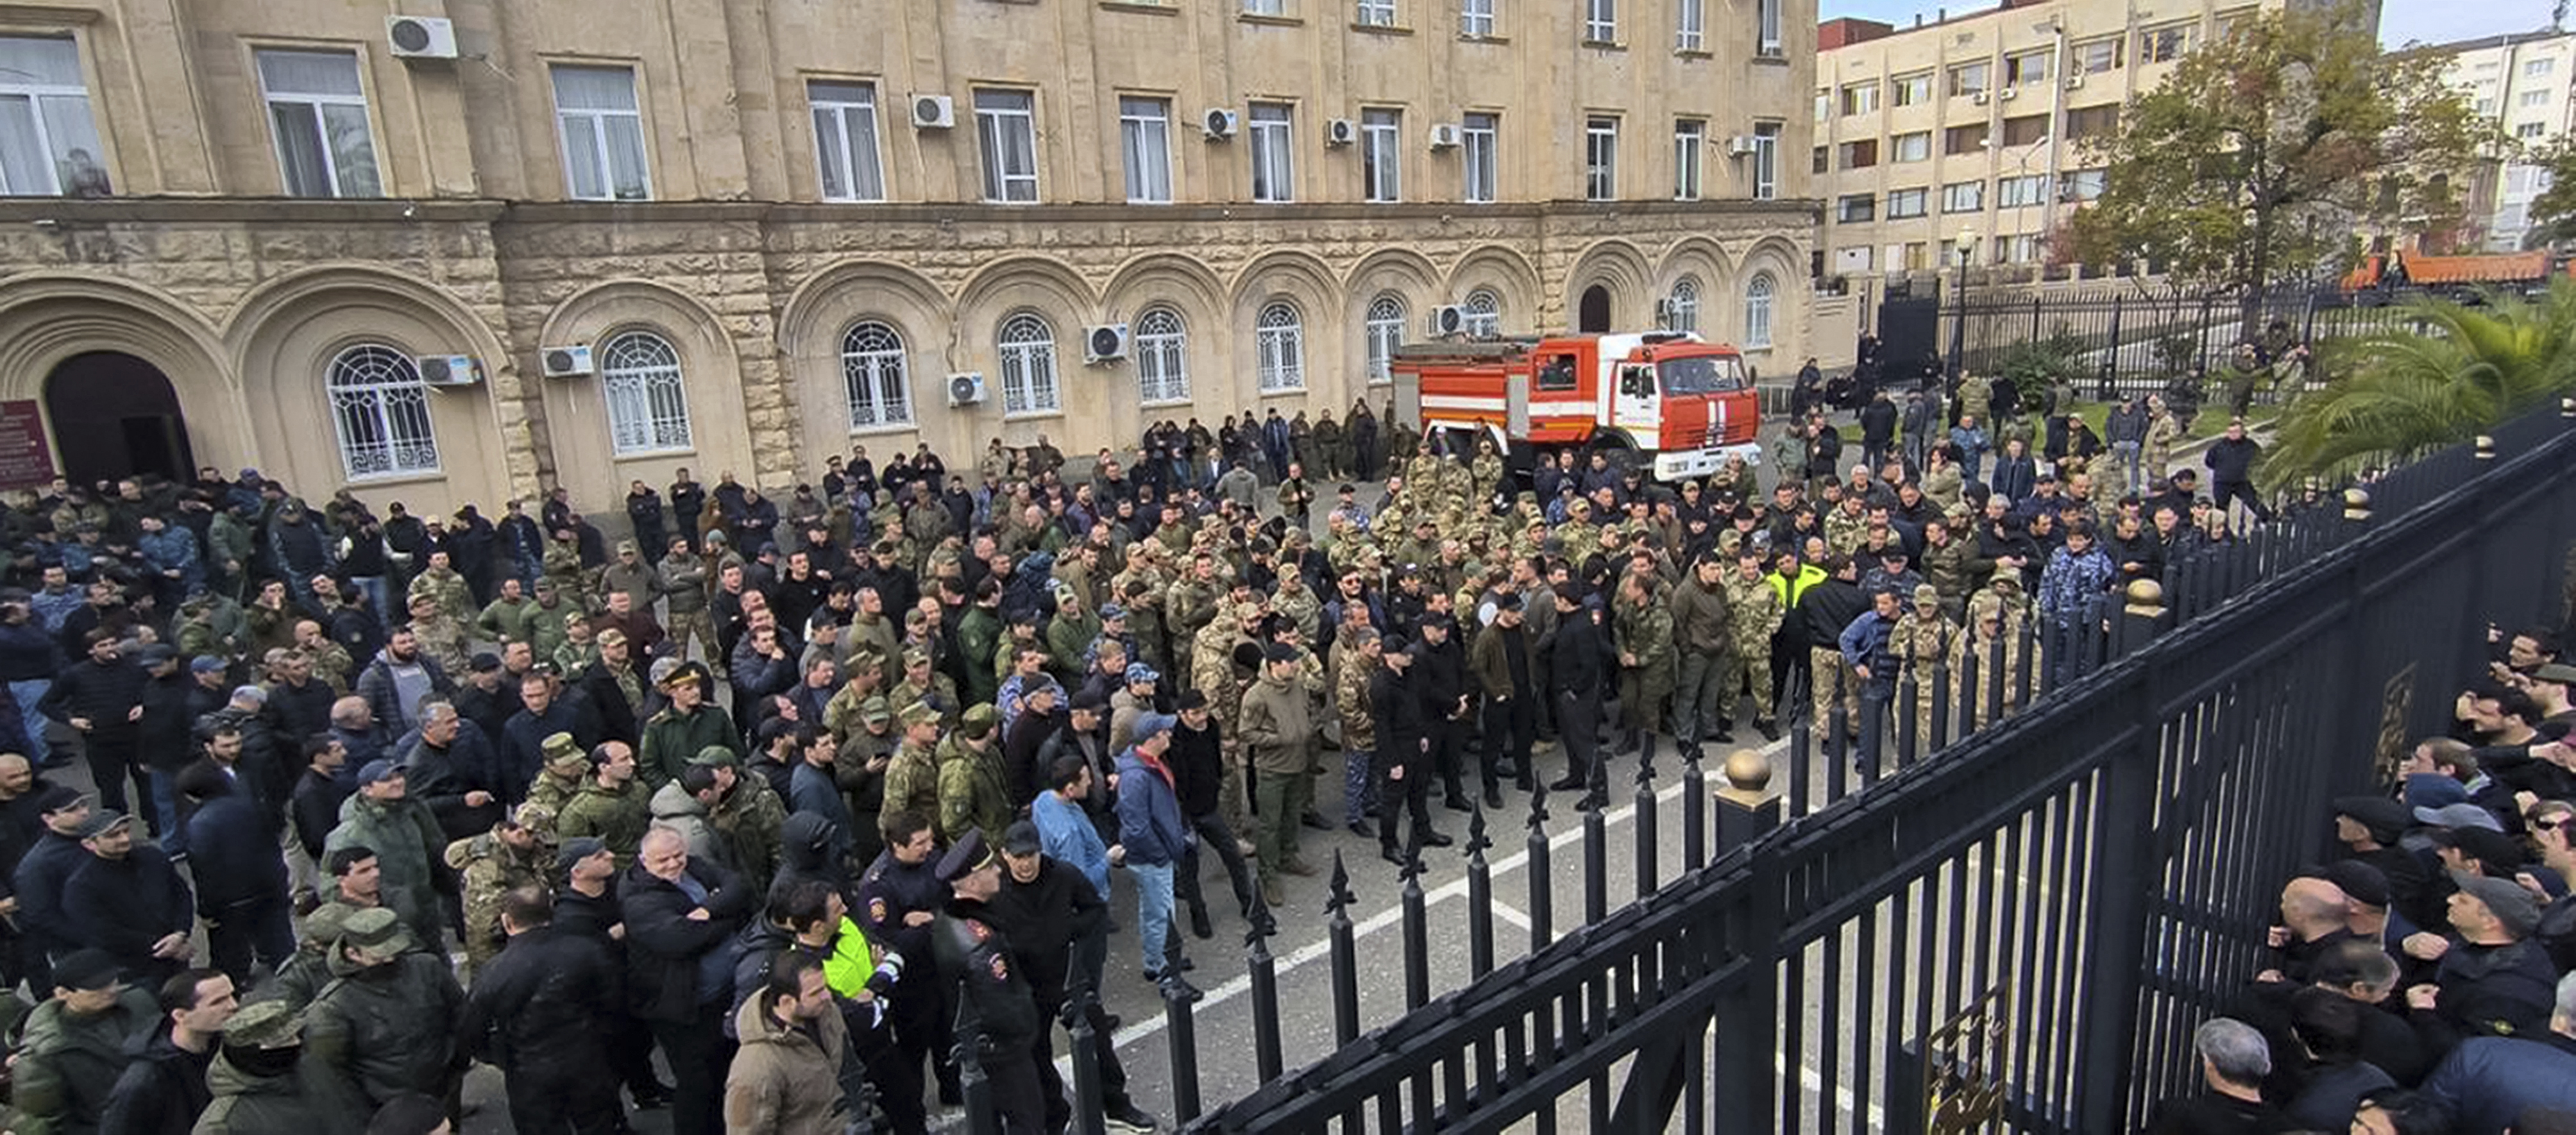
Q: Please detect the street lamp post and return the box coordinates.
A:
[1947,228,1979,379]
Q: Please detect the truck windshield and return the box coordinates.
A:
[1659,355,1747,394]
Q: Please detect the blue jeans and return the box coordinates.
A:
[143,767,180,843]
[349,576,391,624]
[1130,859,1177,975]
[10,678,50,765]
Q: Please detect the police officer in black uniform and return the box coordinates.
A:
[931,830,1055,1134]
[856,809,953,1133]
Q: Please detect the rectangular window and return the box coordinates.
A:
[1942,180,1983,212]
[1361,107,1401,202]
[1249,101,1294,202]
[1892,73,1932,106]
[1947,61,1990,97]
[0,36,107,198]
[1675,0,1703,51]
[2004,50,2051,87]
[1838,139,1876,169]
[973,88,1039,203]
[1357,0,1396,27]
[1841,82,1880,116]
[1893,131,1930,162]
[2521,88,2551,109]
[2518,121,2548,140]
[1244,0,1286,13]
[1751,121,1780,199]
[2212,7,2257,40]
[1944,123,1989,155]
[1997,174,2046,207]
[1672,118,1704,200]
[2477,97,2498,117]
[1756,0,1781,56]
[256,49,382,199]
[1903,240,1928,271]
[1584,0,1615,43]
[1886,187,1927,218]
[809,80,886,203]
[2530,57,2557,78]
[2000,233,2038,264]
[2139,21,2196,63]
[552,65,651,201]
[2074,37,2123,73]
[1584,115,1618,199]
[2065,105,2119,140]
[1811,146,1828,175]
[2058,167,2105,201]
[1462,111,1498,201]
[1815,89,1831,122]
[1460,0,1495,37]
[2001,114,2047,146]
[1119,96,1172,204]
[1836,194,1874,223]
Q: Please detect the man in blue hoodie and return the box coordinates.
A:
[1114,712,1199,1000]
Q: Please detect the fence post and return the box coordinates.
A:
[2114,578,2170,659]
[1067,991,1108,1135]
[1525,786,1554,953]
[2098,294,2123,399]
[1634,743,1658,900]
[1713,747,1779,855]
[1466,803,1496,977]
[1326,854,1363,1135]
[1681,746,1708,872]
[956,1019,999,1135]
[1248,913,1284,1085]
[1163,972,1204,1125]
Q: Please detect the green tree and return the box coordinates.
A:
[2262,281,2576,490]
[2062,2,2490,291]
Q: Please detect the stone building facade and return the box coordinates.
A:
[0,0,1818,511]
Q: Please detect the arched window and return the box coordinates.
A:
[1135,307,1189,403]
[1364,293,1407,385]
[840,321,913,428]
[1255,301,1305,392]
[1462,288,1502,338]
[1665,276,1700,333]
[1743,273,1776,349]
[326,344,439,480]
[598,330,693,454]
[997,312,1060,416]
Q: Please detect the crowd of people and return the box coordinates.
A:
[2138,628,2576,1135]
[0,362,2332,1134]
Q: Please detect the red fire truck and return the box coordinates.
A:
[1389,332,1762,483]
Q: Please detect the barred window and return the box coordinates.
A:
[1135,307,1189,403]
[1664,276,1699,333]
[840,321,913,428]
[997,312,1061,416]
[1743,273,1776,349]
[599,331,693,454]
[1462,288,1502,338]
[326,344,439,480]
[1365,293,1407,385]
[1255,301,1305,392]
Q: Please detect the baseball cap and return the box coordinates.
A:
[1001,820,1043,857]
[355,759,403,787]
[2307,860,2391,909]
[2413,802,2504,832]
[1125,662,1160,686]
[1130,712,1178,741]
[32,786,83,815]
[555,836,609,876]
[2332,796,2412,843]
[469,652,503,673]
[190,655,226,675]
[51,948,121,991]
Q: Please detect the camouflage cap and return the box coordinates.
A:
[962,703,1000,739]
[301,902,358,948]
[1912,584,1940,605]
[540,732,586,771]
[339,906,415,955]
[687,744,740,769]
[224,999,305,1048]
[899,700,940,729]
[509,803,558,839]
[860,694,894,724]
[902,647,931,669]
[1234,600,1267,623]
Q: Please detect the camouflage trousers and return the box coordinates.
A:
[1809,646,1860,735]
[1617,667,1672,734]
[666,609,718,669]
[1720,648,1775,724]
[1222,752,1257,848]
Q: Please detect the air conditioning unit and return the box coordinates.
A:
[387,15,458,60]
[1997,87,2019,100]
[1428,122,1462,149]
[1971,90,1992,105]
[1727,134,1758,156]
[541,345,595,378]
[1427,305,1467,336]
[1325,118,1357,147]
[947,372,987,407]
[2065,74,2086,90]
[1204,108,1240,140]
[910,94,955,130]
[1084,323,1130,364]
[416,354,480,387]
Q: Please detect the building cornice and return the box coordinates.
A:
[0,196,1824,229]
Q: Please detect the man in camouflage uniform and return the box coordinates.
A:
[445,802,555,979]
[403,593,472,678]
[406,550,477,630]
[657,536,716,667]
[1612,573,1675,761]
[1190,600,1265,838]
[1953,587,2031,732]
[936,703,1012,846]
[524,578,577,666]
[883,700,945,823]
[521,732,590,813]
[1886,584,1962,759]
[1333,625,1380,832]
[1721,548,1786,739]
[888,648,961,731]
[541,530,589,598]
[687,746,788,896]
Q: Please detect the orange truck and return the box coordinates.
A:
[1389,332,1761,483]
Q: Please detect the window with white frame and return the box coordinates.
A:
[996,312,1061,416]
[1840,82,1879,116]
[1893,131,1930,163]
[1756,0,1782,56]
[2004,50,2051,87]
[598,331,693,455]
[1365,293,1407,383]
[1742,274,1775,349]
[2073,37,2123,72]
[1998,174,2046,207]
[1672,118,1704,200]
[1584,115,1618,201]
[1255,301,1305,391]
[2521,88,2551,109]
[2138,21,2195,63]
[1462,112,1499,202]
[1357,0,1396,26]
[551,65,650,201]
[1135,307,1189,403]
[840,321,913,428]
[1942,180,1984,212]
[1120,96,1173,204]
[1663,276,1700,333]
[1249,102,1294,202]
[2530,57,2557,78]
[810,81,886,203]
[1675,0,1703,51]
[1361,108,1401,202]
[2058,168,2105,201]
[1462,289,1501,338]
[1244,0,1286,13]
[1751,122,1780,200]
[1947,61,1990,97]
[255,49,381,199]
[1584,0,1616,42]
[1460,0,1495,36]
[1892,73,1932,106]
[2518,121,2548,140]
[327,344,439,480]
[0,36,106,197]
[1886,187,1928,218]
[974,88,1039,203]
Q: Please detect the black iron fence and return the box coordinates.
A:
[1933,283,2436,403]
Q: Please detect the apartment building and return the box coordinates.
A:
[2418,30,2573,251]
[0,0,1817,512]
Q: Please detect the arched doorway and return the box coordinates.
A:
[1577,285,1612,333]
[44,352,192,487]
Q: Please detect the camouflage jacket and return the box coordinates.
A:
[1722,574,1784,655]
[443,830,549,971]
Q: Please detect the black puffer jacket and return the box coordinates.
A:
[618,859,753,1023]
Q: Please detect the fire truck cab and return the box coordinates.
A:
[1390,332,1761,483]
